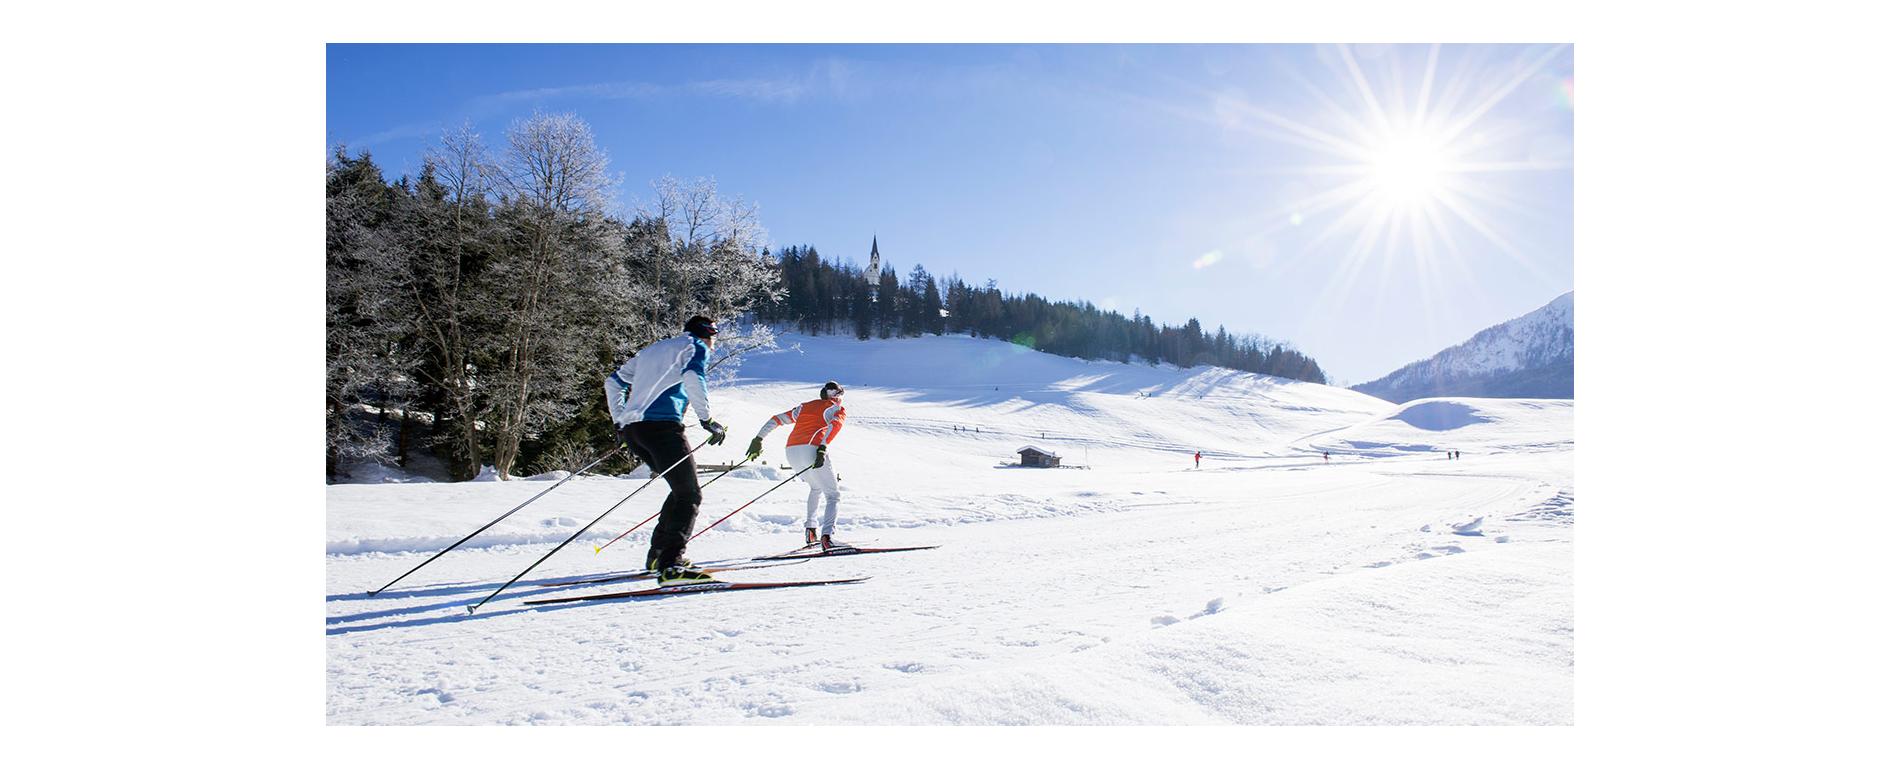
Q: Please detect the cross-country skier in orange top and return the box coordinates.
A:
[746,381,851,550]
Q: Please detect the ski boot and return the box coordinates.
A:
[656,562,717,586]
[820,534,853,552]
[805,527,819,545]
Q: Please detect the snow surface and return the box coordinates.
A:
[327,333,1573,725]
[1297,397,1575,457]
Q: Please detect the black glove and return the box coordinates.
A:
[700,419,728,446]
[813,444,827,468]
[745,436,763,463]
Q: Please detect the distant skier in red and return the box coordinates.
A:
[747,381,850,550]
[1194,451,1202,469]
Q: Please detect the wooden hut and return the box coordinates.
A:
[1016,446,1062,468]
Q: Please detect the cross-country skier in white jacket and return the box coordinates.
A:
[746,381,850,550]
[605,315,728,585]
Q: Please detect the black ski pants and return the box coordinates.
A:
[618,420,701,570]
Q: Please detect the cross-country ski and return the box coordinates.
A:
[753,544,942,561]
[524,577,872,605]
[539,559,809,587]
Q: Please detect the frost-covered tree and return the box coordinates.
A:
[638,176,777,321]
[484,112,638,479]
[326,112,792,482]
[623,174,780,351]
[372,126,506,479]
[326,150,420,479]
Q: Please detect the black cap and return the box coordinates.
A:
[820,381,844,398]
[684,315,719,339]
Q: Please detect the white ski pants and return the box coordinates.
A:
[785,444,840,535]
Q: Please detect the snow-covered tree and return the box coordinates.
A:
[637,175,777,324]
[391,126,503,479]
[483,112,638,479]
[325,150,420,479]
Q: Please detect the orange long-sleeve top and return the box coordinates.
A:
[756,397,847,446]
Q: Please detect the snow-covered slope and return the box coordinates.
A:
[1297,397,1575,457]
[326,333,1573,725]
[328,334,1397,556]
[1354,292,1574,402]
[735,332,1394,459]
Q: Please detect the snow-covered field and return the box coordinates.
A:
[327,333,1573,725]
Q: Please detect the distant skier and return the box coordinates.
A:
[1194,451,1202,469]
[1323,451,1330,464]
[747,380,850,550]
[605,315,728,586]
[1447,451,1453,460]
[1455,450,1461,460]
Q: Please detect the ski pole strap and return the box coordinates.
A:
[467,438,709,614]
[686,464,813,543]
[370,445,621,595]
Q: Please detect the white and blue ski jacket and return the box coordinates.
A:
[604,334,713,427]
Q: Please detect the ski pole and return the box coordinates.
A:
[685,464,813,544]
[594,463,744,554]
[467,438,709,614]
[368,446,621,596]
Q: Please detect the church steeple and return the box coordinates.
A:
[863,234,882,282]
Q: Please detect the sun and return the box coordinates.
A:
[1204,43,1570,300]
[1366,129,1450,206]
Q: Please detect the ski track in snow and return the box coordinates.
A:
[327,333,1573,725]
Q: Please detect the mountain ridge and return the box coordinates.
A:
[1352,292,1574,403]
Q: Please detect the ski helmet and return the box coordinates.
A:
[683,315,719,340]
[820,380,844,399]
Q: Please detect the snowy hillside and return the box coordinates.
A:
[1298,397,1575,457]
[1354,292,1574,402]
[326,333,1573,725]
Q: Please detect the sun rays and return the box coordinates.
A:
[1204,44,1571,335]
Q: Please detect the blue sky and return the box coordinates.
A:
[327,44,1572,384]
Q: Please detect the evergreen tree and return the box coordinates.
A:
[851,267,874,340]
[723,244,1333,385]
[875,266,901,339]
[921,273,945,335]
[903,264,931,336]
[327,111,795,483]
[326,149,416,480]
